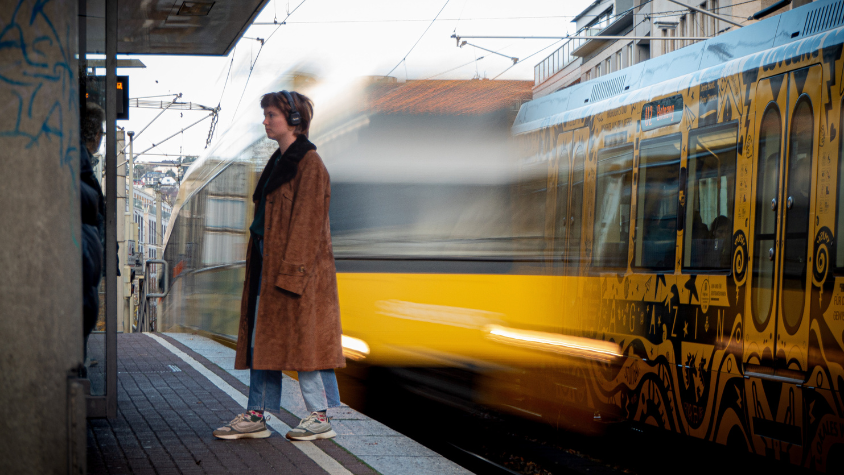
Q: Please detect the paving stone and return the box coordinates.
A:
[162,332,473,475]
[87,331,471,474]
[87,334,341,474]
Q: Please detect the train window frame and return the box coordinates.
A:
[751,102,783,328]
[592,144,635,271]
[781,94,815,333]
[681,121,739,274]
[566,140,587,274]
[633,133,683,272]
[833,96,844,275]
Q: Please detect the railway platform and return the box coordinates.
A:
[86,333,471,475]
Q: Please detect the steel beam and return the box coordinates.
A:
[105,0,118,419]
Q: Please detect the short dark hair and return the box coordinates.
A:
[260,91,314,137]
[81,102,105,145]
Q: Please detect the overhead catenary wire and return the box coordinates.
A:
[424,56,485,80]
[455,0,649,81]
[453,0,761,46]
[384,0,451,78]
[491,39,566,80]
[458,40,517,64]
[230,0,308,122]
[490,11,658,81]
[453,0,470,33]
[476,0,757,81]
[209,45,237,143]
[248,0,759,26]
[135,112,217,159]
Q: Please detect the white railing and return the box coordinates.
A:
[534,8,615,86]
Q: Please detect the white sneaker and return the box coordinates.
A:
[213,411,271,439]
[286,412,336,441]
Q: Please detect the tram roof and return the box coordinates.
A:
[85,0,269,55]
[513,0,844,134]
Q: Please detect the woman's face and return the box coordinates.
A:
[262,105,294,143]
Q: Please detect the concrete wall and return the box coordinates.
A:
[0,0,85,473]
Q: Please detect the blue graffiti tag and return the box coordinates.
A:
[1,0,81,247]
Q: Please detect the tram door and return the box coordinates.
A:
[555,128,588,274]
[555,128,588,331]
[748,66,821,379]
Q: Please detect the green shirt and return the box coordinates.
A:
[249,154,279,237]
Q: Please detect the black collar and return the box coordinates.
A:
[253,135,317,201]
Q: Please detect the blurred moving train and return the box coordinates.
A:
[158,0,844,471]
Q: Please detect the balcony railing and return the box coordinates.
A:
[534,28,592,86]
[533,7,616,86]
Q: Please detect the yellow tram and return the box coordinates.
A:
[159,1,844,471]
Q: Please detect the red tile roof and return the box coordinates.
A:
[366,79,533,116]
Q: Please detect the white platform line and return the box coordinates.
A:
[146,333,353,475]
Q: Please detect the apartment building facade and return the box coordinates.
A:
[533,0,813,98]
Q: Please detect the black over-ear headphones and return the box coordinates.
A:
[280,90,302,126]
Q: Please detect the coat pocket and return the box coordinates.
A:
[275,259,309,296]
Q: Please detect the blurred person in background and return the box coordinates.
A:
[80,102,105,376]
[213,91,345,441]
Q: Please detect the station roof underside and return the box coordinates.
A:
[85,0,269,55]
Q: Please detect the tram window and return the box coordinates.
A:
[516,167,548,257]
[555,145,570,256]
[683,123,738,270]
[751,105,782,327]
[835,99,844,272]
[593,145,634,269]
[634,135,681,270]
[781,96,814,329]
[567,144,586,273]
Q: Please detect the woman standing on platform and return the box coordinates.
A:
[214,91,345,441]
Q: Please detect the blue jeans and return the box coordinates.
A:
[247,240,341,413]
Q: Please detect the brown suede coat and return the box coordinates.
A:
[234,141,345,372]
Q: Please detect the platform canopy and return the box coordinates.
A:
[84,0,269,55]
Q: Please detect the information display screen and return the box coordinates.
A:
[641,94,683,131]
[85,75,129,120]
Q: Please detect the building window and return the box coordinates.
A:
[605,58,611,74]
[627,43,633,67]
[709,0,719,36]
[615,51,622,71]
[586,7,615,34]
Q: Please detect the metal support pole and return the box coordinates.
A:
[128,131,135,205]
[155,188,162,256]
[458,41,518,63]
[128,94,181,144]
[665,0,745,28]
[126,132,135,333]
[105,0,118,419]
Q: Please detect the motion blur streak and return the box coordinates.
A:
[341,335,370,361]
[484,325,621,362]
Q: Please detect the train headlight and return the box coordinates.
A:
[341,335,370,360]
[484,324,621,362]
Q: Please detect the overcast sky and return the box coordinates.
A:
[118,0,594,163]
